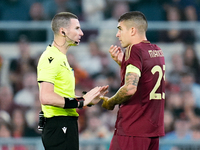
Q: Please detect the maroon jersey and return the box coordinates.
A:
[115,40,165,137]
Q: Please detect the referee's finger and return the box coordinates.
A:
[101,85,109,91]
[89,87,101,96]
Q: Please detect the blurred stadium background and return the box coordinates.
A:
[1,0,200,149]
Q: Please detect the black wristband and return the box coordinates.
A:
[63,97,85,109]
[64,98,78,109]
[78,101,84,108]
[75,97,84,109]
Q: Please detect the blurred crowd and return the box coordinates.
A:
[160,44,200,150]
[0,0,200,149]
[0,0,200,43]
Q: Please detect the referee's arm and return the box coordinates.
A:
[39,82,65,108]
[39,81,109,108]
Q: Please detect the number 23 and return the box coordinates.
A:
[150,65,165,100]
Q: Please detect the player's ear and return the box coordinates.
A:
[130,27,136,36]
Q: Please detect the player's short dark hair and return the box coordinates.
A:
[51,12,78,34]
[118,11,148,32]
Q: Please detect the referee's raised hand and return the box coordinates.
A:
[83,85,109,106]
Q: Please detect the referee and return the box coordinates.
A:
[37,12,108,150]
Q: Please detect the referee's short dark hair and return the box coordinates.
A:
[51,12,78,35]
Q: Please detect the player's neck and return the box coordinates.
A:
[132,35,147,45]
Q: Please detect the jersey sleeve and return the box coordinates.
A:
[37,52,61,84]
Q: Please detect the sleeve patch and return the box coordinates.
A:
[126,64,141,77]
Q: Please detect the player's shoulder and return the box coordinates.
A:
[151,43,161,50]
[132,41,161,52]
[129,41,149,51]
[127,43,141,55]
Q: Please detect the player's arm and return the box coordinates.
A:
[102,64,140,110]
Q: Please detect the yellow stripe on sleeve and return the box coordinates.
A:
[126,64,141,77]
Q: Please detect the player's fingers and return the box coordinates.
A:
[109,45,114,53]
[101,100,107,108]
[114,48,121,57]
[114,50,120,57]
[117,47,122,52]
[100,96,109,101]
[109,45,118,54]
[110,45,114,49]
[109,45,114,51]
[112,46,119,53]
[100,96,105,100]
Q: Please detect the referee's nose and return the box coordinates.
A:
[80,29,84,36]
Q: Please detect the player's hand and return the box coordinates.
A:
[109,45,123,66]
[101,96,115,110]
